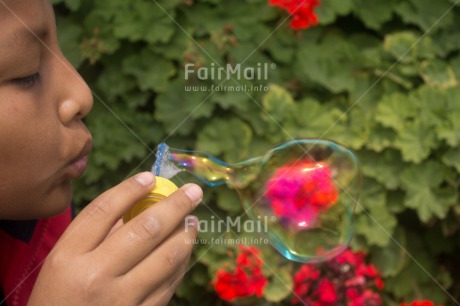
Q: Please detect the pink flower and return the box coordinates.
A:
[265,160,338,228]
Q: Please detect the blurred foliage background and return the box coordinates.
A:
[53,0,460,304]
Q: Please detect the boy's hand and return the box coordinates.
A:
[28,172,202,306]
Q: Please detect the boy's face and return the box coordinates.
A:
[0,0,93,219]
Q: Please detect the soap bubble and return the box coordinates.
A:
[153,139,361,263]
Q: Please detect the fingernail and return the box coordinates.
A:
[136,172,155,186]
[183,184,203,207]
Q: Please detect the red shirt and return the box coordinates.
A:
[0,208,71,306]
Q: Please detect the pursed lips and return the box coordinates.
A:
[66,138,93,179]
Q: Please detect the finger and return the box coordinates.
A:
[59,172,156,252]
[117,216,198,299]
[107,219,123,238]
[138,254,191,306]
[94,184,202,275]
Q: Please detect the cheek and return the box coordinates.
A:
[0,113,61,174]
[0,177,72,219]
[0,128,70,219]
[0,92,68,218]
[1,90,62,164]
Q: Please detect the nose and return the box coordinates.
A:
[57,58,93,125]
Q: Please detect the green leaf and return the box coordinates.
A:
[354,180,397,247]
[450,55,460,81]
[359,149,405,190]
[385,232,452,303]
[263,267,293,302]
[328,107,369,150]
[196,117,253,163]
[394,119,438,163]
[401,162,447,192]
[86,103,161,172]
[355,204,397,247]
[386,190,407,214]
[365,125,397,152]
[352,0,395,30]
[384,31,436,63]
[154,79,215,135]
[152,29,190,61]
[96,63,137,102]
[355,179,386,212]
[324,0,354,15]
[395,0,454,33]
[265,36,295,64]
[316,0,353,24]
[232,99,273,136]
[433,25,460,57]
[409,85,446,127]
[296,34,358,93]
[437,117,460,148]
[375,92,415,130]
[372,227,408,277]
[122,50,175,92]
[435,88,460,147]
[419,60,458,89]
[262,84,294,120]
[400,161,455,221]
[384,31,419,63]
[375,86,443,163]
[442,147,460,173]
[191,264,211,286]
[285,98,341,139]
[112,2,176,44]
[211,89,252,110]
[216,188,244,214]
[79,16,120,61]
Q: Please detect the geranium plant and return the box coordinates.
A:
[212,246,384,305]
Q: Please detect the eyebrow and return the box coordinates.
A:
[9,26,48,46]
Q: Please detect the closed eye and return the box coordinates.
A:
[11,73,41,88]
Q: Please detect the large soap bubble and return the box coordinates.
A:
[152,139,361,263]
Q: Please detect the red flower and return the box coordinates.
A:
[356,264,379,278]
[294,264,321,282]
[214,268,250,301]
[292,249,384,305]
[317,279,338,304]
[401,301,438,306]
[292,264,321,304]
[213,245,268,301]
[236,245,264,268]
[374,277,384,290]
[348,289,382,306]
[336,249,365,267]
[346,288,358,299]
[269,0,320,30]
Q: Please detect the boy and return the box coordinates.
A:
[0,1,202,305]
